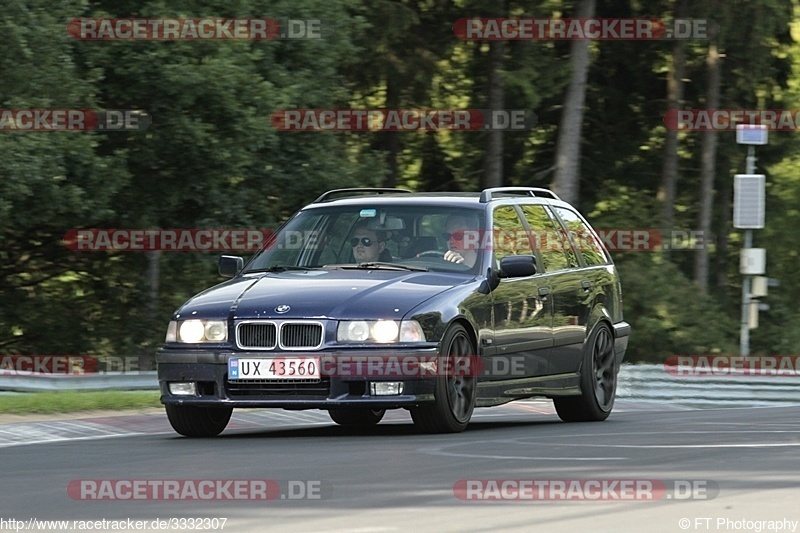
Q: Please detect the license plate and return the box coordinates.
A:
[228,357,320,380]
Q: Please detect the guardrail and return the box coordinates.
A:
[0,372,158,392]
[617,363,800,407]
[1,365,800,407]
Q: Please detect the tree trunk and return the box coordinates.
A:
[382,74,400,187]
[551,0,595,205]
[483,6,506,189]
[694,40,721,293]
[659,0,688,243]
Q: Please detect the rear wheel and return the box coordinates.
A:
[165,404,232,437]
[328,408,385,426]
[411,324,477,433]
[554,322,617,422]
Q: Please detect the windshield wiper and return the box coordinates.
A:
[244,265,323,274]
[333,262,428,272]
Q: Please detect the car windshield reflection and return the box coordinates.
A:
[243,205,485,274]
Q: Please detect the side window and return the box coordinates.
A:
[491,205,532,263]
[520,204,571,272]
[552,207,610,267]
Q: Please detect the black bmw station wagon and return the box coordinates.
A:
[157,187,630,437]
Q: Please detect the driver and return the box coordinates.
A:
[350,222,386,263]
[443,213,480,268]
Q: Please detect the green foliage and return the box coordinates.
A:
[589,184,738,362]
[615,254,738,362]
[2,0,800,369]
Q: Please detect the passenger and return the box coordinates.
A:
[349,222,387,263]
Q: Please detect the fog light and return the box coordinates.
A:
[169,382,197,395]
[370,382,404,396]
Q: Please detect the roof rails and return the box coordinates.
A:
[479,187,560,203]
[313,188,414,203]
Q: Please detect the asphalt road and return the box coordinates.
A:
[1,400,799,533]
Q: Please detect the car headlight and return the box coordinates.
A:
[167,319,228,343]
[337,320,426,343]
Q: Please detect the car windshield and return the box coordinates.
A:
[243,204,485,274]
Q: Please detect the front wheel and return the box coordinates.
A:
[410,324,477,433]
[554,322,617,422]
[165,404,232,437]
[328,408,385,426]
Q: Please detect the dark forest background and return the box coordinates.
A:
[3,0,799,364]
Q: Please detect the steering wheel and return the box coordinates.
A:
[416,250,445,258]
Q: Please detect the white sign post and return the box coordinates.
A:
[735,125,767,356]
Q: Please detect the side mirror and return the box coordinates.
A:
[479,267,501,294]
[499,255,537,278]
[218,255,244,278]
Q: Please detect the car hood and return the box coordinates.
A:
[179,269,472,320]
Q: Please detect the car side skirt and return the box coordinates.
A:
[475,372,581,407]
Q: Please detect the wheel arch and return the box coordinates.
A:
[446,316,479,354]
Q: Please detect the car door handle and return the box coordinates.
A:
[537,287,550,301]
[581,280,591,292]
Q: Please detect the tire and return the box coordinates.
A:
[328,408,386,426]
[554,322,617,422]
[411,324,477,433]
[165,404,233,437]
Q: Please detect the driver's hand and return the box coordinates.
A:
[444,250,465,264]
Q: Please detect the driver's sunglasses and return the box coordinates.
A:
[442,230,465,242]
[350,237,374,247]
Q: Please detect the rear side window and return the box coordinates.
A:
[491,205,533,263]
[552,207,610,267]
[520,204,575,272]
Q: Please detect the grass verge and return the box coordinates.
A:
[0,390,161,414]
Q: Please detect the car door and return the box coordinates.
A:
[487,204,552,379]
[548,205,613,374]
[518,203,583,376]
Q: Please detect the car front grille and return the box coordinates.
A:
[281,323,323,348]
[236,321,324,350]
[237,323,277,349]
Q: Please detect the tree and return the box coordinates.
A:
[658,0,688,238]
[550,0,595,205]
[693,36,720,293]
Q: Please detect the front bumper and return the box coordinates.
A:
[613,321,631,366]
[157,348,440,409]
